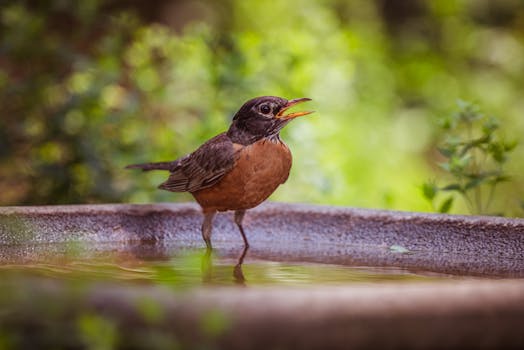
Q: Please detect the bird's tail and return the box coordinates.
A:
[125,161,178,172]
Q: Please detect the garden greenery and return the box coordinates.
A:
[1,0,523,216]
[423,101,517,215]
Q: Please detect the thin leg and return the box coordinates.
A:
[202,211,216,250]
[234,209,249,248]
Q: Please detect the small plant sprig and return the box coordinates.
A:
[423,100,517,215]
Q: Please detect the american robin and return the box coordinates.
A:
[126,96,313,249]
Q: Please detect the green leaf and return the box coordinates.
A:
[455,100,483,123]
[456,99,469,110]
[447,154,471,174]
[464,171,498,179]
[490,175,511,184]
[503,140,518,152]
[441,184,462,192]
[488,142,512,164]
[437,147,454,158]
[438,162,451,172]
[443,136,461,147]
[422,182,437,200]
[389,245,411,254]
[461,135,490,155]
[464,177,484,190]
[439,196,454,213]
[457,154,472,167]
[482,116,499,134]
[438,116,453,130]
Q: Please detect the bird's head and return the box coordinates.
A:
[228,96,313,144]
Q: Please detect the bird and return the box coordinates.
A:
[126,96,313,250]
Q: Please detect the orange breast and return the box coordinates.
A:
[192,139,292,212]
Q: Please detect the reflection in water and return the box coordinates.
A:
[0,239,454,286]
[233,245,248,285]
[129,239,171,261]
[202,246,249,285]
[201,248,213,283]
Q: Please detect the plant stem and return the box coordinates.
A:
[463,191,475,214]
[468,121,483,215]
[485,182,497,214]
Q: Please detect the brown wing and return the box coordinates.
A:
[158,133,238,193]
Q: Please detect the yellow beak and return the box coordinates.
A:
[275,98,314,120]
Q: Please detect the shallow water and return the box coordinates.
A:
[0,243,497,349]
[0,246,455,287]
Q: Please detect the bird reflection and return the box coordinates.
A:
[233,245,248,285]
[201,246,249,285]
[201,248,213,283]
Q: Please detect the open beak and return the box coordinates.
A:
[276,98,314,120]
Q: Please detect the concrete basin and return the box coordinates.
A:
[0,202,523,349]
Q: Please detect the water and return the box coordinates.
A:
[0,242,492,349]
[0,244,453,287]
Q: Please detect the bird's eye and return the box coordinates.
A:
[259,104,271,115]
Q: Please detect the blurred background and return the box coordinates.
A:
[1,0,523,216]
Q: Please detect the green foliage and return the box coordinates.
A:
[423,101,517,215]
[1,0,523,215]
[77,313,118,350]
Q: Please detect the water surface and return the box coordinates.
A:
[0,243,457,287]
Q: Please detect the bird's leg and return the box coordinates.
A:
[202,211,216,251]
[233,210,249,284]
[234,209,249,248]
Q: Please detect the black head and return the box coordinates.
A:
[227,96,313,145]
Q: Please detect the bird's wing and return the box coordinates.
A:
[158,133,238,193]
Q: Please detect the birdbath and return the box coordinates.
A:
[0,202,523,349]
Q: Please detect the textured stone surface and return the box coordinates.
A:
[4,275,524,349]
[1,202,523,276]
